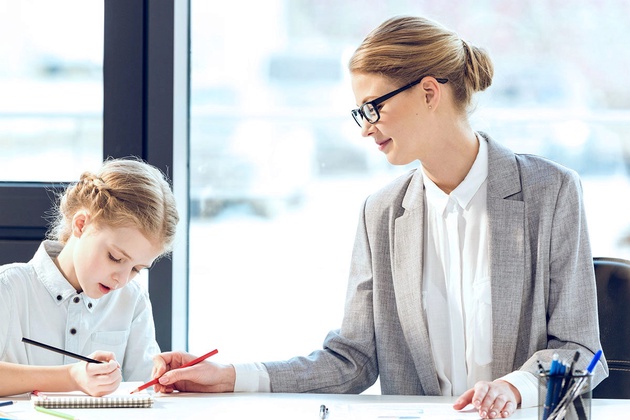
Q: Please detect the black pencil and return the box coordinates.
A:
[22,337,103,364]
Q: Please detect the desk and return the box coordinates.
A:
[2,392,629,419]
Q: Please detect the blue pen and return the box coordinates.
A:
[543,354,560,420]
[586,349,602,374]
[550,361,566,414]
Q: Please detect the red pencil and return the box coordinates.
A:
[130,349,218,394]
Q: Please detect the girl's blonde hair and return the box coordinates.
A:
[349,16,494,113]
[48,158,179,255]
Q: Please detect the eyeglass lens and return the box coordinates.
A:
[352,103,378,128]
[361,103,378,123]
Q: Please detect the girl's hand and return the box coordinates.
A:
[70,351,121,396]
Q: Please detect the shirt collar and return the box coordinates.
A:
[33,240,98,312]
[422,134,488,215]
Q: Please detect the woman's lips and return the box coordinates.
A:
[377,139,392,151]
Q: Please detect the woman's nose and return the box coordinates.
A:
[360,120,375,137]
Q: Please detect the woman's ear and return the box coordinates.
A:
[71,210,90,238]
[421,77,442,109]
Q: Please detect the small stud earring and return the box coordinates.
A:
[428,105,432,109]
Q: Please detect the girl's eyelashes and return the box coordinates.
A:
[109,252,148,273]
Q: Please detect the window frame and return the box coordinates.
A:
[0,0,189,351]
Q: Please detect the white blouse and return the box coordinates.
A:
[421,138,492,395]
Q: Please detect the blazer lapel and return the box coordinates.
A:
[391,134,526,391]
[484,134,526,378]
[392,170,441,395]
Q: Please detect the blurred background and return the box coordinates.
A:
[2,0,630,393]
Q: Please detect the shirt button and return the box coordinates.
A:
[70,328,77,335]
[57,295,62,301]
[88,303,93,309]
[73,297,80,303]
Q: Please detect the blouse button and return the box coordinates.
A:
[56,295,62,301]
[70,328,77,335]
[73,297,80,303]
[88,303,93,309]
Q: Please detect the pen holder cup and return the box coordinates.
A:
[539,370,591,420]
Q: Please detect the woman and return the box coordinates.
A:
[0,158,179,396]
[151,16,607,419]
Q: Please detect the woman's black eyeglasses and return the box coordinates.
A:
[351,76,448,128]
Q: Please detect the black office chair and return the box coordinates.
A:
[592,257,630,399]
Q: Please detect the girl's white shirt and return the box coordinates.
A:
[0,240,160,382]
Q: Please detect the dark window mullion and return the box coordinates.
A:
[103,0,187,351]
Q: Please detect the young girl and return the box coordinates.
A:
[0,158,179,397]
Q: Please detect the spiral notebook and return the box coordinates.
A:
[31,382,153,409]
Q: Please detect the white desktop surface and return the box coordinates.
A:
[2,391,629,419]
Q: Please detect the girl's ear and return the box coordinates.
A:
[71,210,90,238]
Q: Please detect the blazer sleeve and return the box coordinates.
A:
[519,166,608,388]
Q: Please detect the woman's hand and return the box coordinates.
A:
[453,379,521,418]
[69,351,121,397]
[151,351,235,394]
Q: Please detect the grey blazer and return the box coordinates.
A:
[264,133,608,395]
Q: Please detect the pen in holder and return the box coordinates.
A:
[539,369,592,420]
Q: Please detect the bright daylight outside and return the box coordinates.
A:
[0,1,103,182]
[1,0,630,394]
[187,0,630,386]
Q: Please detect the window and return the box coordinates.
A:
[0,1,103,182]
[0,1,186,352]
[187,1,630,381]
